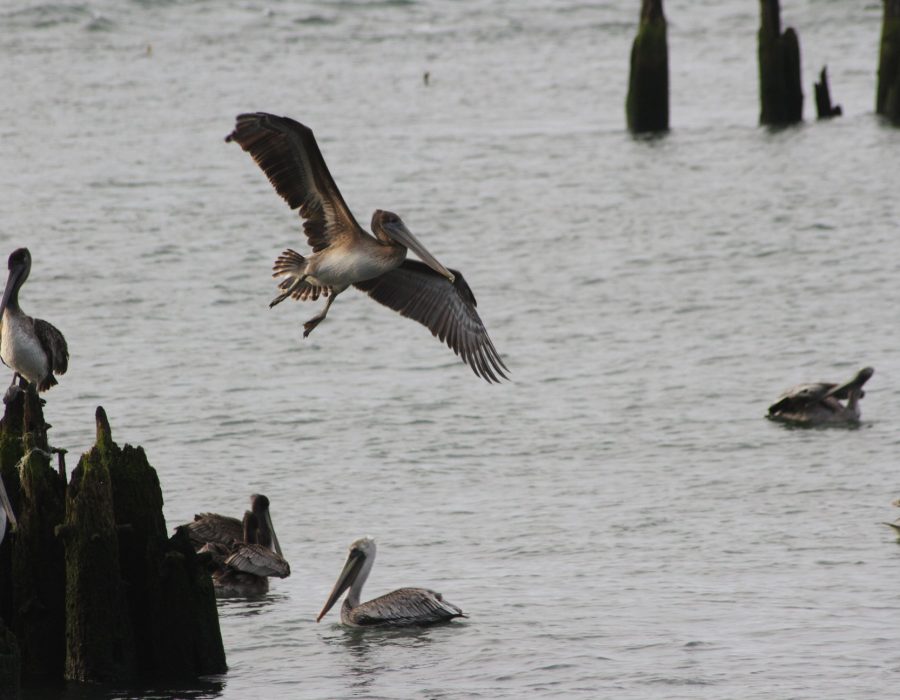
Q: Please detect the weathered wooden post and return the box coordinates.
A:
[62,408,137,682]
[877,0,900,122]
[0,622,19,700]
[814,66,842,118]
[626,0,669,133]
[758,0,803,125]
[3,391,66,681]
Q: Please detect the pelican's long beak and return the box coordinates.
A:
[0,264,25,318]
[316,548,365,623]
[263,508,282,558]
[384,221,455,284]
[0,473,17,536]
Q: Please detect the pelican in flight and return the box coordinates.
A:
[767,367,874,426]
[317,537,466,627]
[183,494,289,596]
[0,248,68,401]
[225,112,508,383]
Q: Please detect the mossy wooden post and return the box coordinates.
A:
[758,0,803,125]
[814,66,842,118]
[102,407,226,678]
[877,0,900,122]
[4,391,66,681]
[62,407,137,682]
[626,0,669,133]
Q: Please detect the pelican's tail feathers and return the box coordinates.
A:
[272,249,307,279]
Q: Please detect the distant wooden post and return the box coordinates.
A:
[814,66,842,118]
[626,0,669,133]
[758,0,803,125]
[877,0,900,122]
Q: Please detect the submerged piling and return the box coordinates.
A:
[814,66,842,118]
[626,0,669,133]
[758,0,803,125]
[877,0,900,122]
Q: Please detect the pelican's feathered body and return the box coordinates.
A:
[184,494,290,596]
[226,112,508,383]
[767,367,874,426]
[317,537,465,628]
[0,248,68,399]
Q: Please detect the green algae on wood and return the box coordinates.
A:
[62,408,137,682]
[877,0,900,122]
[4,392,66,681]
[758,0,803,125]
[626,0,669,133]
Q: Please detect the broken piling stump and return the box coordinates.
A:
[626,0,669,133]
[0,399,226,689]
[814,66,842,118]
[758,0,804,125]
[877,0,900,122]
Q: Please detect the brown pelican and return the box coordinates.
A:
[317,537,466,627]
[0,248,68,401]
[225,112,508,383]
[183,494,289,596]
[767,367,874,426]
[208,510,291,596]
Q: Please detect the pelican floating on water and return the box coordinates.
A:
[184,494,290,596]
[0,248,68,401]
[317,537,466,627]
[767,367,874,426]
[226,112,508,383]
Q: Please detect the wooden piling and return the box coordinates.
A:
[877,0,900,122]
[758,0,804,125]
[814,66,842,118]
[626,0,669,133]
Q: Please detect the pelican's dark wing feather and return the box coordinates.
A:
[33,317,68,391]
[226,112,364,252]
[184,513,243,550]
[353,260,508,383]
[353,588,466,627]
[224,544,291,578]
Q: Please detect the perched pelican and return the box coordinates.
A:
[0,248,68,401]
[317,537,466,627]
[225,112,508,383]
[0,473,16,547]
[767,367,874,426]
[183,494,289,596]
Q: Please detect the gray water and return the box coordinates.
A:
[2,0,900,698]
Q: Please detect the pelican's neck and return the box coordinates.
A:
[346,549,375,609]
[242,512,258,545]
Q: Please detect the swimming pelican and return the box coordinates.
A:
[208,510,291,596]
[0,248,68,401]
[317,537,466,627]
[767,367,874,426]
[225,112,508,383]
[184,493,283,554]
[183,494,289,595]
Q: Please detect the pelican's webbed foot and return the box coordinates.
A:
[302,292,339,339]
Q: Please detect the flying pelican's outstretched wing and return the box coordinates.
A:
[32,317,68,391]
[353,260,508,383]
[224,544,291,579]
[226,112,364,252]
[353,588,466,627]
